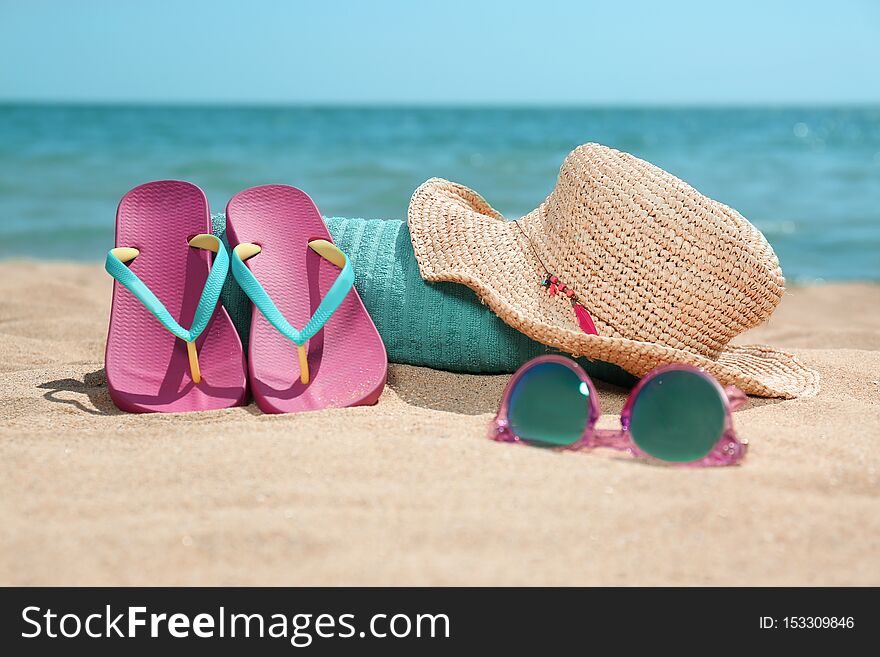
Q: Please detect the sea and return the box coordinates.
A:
[1,105,878,281]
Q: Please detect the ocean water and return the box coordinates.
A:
[1,105,878,280]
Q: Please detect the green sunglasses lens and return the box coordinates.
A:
[629,369,726,462]
[507,361,591,446]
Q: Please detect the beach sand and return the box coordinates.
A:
[1,261,878,586]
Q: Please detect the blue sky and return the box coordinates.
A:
[1,0,878,105]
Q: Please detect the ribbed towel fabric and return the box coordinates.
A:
[212,214,635,386]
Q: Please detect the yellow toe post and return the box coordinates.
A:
[186,340,202,384]
[297,344,310,385]
[111,247,140,263]
[233,242,262,261]
[308,239,347,268]
[188,234,220,252]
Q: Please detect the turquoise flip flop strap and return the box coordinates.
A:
[230,244,354,346]
[105,234,228,343]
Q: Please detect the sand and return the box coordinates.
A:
[1,261,878,586]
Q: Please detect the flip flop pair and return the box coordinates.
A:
[105,181,386,414]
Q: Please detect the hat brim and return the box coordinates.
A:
[408,178,819,398]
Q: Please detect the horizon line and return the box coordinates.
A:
[2,99,880,111]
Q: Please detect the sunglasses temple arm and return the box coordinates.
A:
[724,385,748,411]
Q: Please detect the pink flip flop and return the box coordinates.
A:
[226,185,387,413]
[104,180,247,413]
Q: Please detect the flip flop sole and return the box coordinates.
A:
[226,185,387,413]
[105,180,247,413]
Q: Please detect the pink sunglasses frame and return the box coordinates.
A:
[489,355,749,467]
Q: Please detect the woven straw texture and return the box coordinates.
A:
[407,143,820,398]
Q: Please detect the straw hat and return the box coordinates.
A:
[407,143,819,398]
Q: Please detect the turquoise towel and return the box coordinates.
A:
[212,214,635,387]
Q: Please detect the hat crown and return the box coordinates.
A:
[531,143,785,357]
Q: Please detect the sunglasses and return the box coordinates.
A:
[489,355,748,466]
